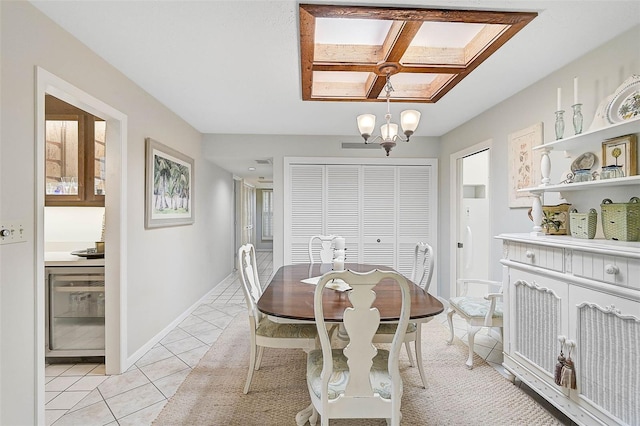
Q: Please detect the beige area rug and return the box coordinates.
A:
[154,315,561,425]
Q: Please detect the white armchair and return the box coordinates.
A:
[446,278,503,369]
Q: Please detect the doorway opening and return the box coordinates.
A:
[35,68,128,423]
[450,141,491,299]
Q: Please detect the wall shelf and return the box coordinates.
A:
[533,117,640,153]
[518,175,640,194]
[524,116,640,235]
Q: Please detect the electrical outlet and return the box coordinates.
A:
[0,221,27,245]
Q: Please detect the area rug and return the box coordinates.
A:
[154,315,561,425]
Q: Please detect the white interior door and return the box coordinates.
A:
[450,143,491,299]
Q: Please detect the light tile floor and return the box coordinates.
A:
[46,251,570,425]
[46,250,273,426]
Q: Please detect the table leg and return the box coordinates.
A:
[295,403,315,426]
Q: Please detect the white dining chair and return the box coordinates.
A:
[238,243,318,394]
[308,235,339,264]
[372,242,434,388]
[446,278,503,369]
[305,269,411,426]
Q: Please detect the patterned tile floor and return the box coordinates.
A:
[46,250,571,425]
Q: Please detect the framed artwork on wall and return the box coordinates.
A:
[507,122,543,208]
[601,134,637,177]
[145,138,195,228]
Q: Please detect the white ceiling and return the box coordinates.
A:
[30,0,640,183]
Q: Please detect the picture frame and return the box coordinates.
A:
[145,138,195,228]
[601,134,637,177]
[507,122,543,208]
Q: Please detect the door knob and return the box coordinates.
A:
[376,239,381,243]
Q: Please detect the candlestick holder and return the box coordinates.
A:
[571,103,583,135]
[555,110,565,140]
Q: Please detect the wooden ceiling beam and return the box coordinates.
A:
[365,20,424,99]
[312,62,464,75]
[300,4,537,26]
[299,6,315,101]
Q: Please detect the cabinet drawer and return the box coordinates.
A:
[507,241,564,272]
[572,250,640,289]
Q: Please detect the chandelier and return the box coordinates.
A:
[356,65,421,156]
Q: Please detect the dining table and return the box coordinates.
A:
[256,262,445,426]
[257,262,444,323]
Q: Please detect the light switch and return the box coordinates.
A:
[0,221,27,245]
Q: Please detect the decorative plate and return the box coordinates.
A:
[606,75,640,124]
[588,94,614,131]
[570,152,596,172]
[71,249,104,259]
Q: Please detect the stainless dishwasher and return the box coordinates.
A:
[45,266,105,358]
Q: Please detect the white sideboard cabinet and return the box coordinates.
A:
[499,117,640,425]
[498,234,639,425]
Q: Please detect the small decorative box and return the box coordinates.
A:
[600,197,640,241]
[570,208,597,239]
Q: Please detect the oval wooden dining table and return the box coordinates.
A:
[257,262,444,323]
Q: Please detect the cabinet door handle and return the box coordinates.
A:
[525,250,535,259]
[604,264,619,275]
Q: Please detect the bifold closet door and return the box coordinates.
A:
[326,165,360,262]
[286,161,436,273]
[288,164,324,263]
[361,166,396,266]
[396,165,433,278]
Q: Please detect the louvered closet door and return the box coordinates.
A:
[397,166,432,279]
[289,165,324,263]
[326,165,360,263]
[362,166,396,267]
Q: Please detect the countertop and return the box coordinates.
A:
[45,251,105,267]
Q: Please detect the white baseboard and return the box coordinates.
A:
[124,272,234,369]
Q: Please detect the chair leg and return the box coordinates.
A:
[244,340,257,394]
[405,341,415,367]
[466,325,481,369]
[255,346,264,370]
[415,323,427,388]
[309,406,318,426]
[446,308,456,345]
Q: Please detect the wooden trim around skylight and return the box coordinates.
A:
[299,4,537,103]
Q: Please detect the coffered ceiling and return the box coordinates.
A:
[299,4,536,103]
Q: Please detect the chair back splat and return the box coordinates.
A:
[308,234,340,264]
[238,243,262,319]
[411,242,434,291]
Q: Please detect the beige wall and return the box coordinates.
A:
[438,25,640,297]
[0,3,234,424]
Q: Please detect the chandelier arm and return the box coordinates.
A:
[364,134,383,145]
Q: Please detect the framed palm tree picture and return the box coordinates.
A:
[145,138,195,228]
